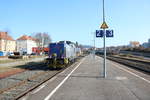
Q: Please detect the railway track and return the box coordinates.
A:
[106,55,150,73]
[0,56,83,100]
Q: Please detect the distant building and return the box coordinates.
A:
[17,35,37,54]
[148,39,150,47]
[148,39,150,43]
[142,42,149,48]
[129,41,140,47]
[0,32,16,53]
[142,38,150,48]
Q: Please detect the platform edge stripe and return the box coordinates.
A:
[97,56,150,84]
[112,63,150,84]
[44,58,85,100]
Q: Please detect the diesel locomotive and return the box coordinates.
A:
[45,41,81,68]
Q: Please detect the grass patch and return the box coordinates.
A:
[0,55,46,64]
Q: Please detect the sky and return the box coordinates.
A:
[0,0,150,47]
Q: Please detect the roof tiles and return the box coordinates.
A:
[17,35,36,41]
[0,32,14,41]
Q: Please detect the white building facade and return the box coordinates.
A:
[17,35,37,54]
[129,41,140,47]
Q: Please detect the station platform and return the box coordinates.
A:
[21,55,150,100]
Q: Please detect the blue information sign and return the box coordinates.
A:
[106,30,114,37]
[96,30,104,37]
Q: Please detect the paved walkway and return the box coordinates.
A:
[20,55,150,100]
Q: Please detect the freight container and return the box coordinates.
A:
[0,51,4,56]
[32,47,49,55]
[0,51,7,56]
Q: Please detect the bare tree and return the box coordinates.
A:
[32,32,52,47]
[75,41,79,47]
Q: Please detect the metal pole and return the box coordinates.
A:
[103,0,106,78]
[91,32,96,59]
[103,29,106,78]
[93,32,95,59]
[103,0,105,22]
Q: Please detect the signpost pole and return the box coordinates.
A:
[98,0,113,78]
[103,29,106,78]
[102,0,106,78]
[91,32,96,59]
[94,32,95,59]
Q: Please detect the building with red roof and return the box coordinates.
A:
[16,35,37,54]
[0,32,16,53]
